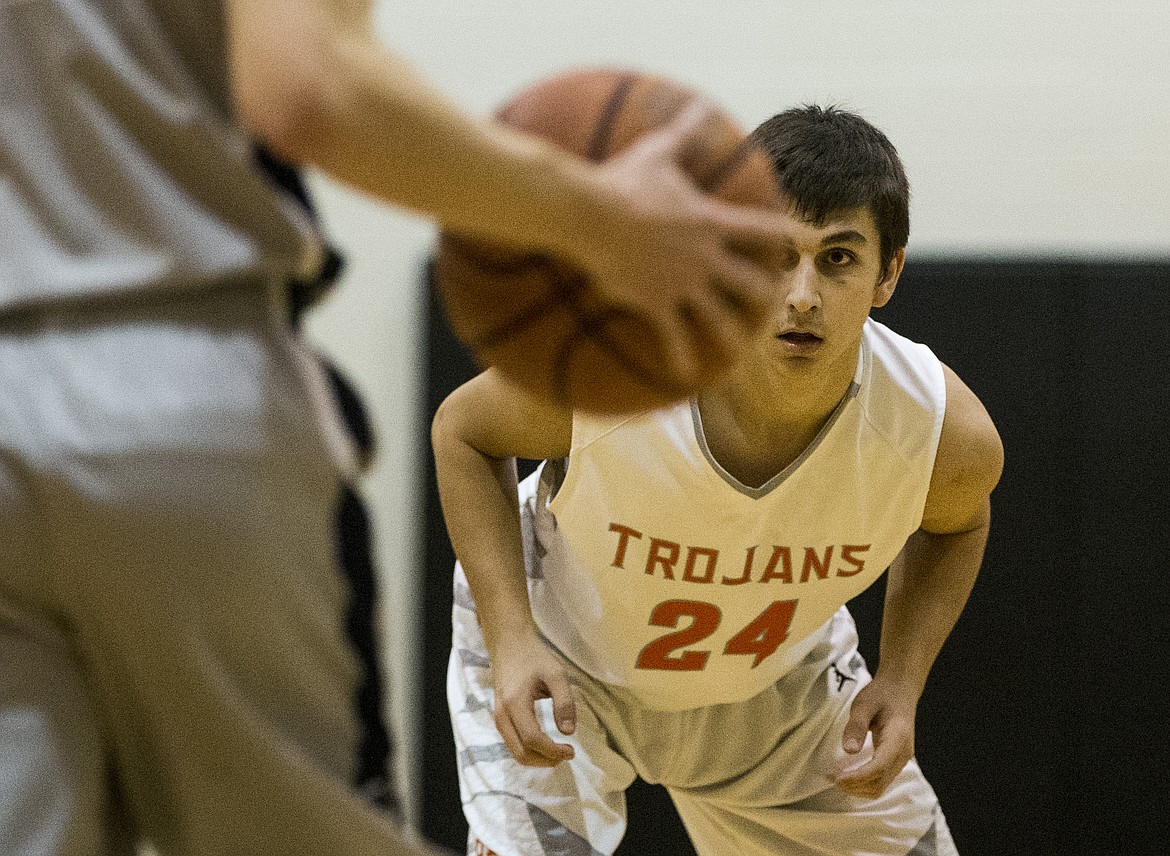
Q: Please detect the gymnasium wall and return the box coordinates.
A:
[298,0,1170,848]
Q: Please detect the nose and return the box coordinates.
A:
[786,259,821,314]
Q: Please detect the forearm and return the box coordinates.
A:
[876,513,989,696]
[238,17,610,260]
[348,47,605,253]
[432,427,539,657]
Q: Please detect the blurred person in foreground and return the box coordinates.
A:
[0,1,793,854]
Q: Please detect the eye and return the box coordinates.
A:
[823,248,856,266]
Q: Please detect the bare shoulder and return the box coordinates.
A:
[921,364,1005,534]
[431,368,573,461]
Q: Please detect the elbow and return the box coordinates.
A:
[431,394,463,457]
[226,1,381,165]
[229,18,354,166]
[432,388,494,469]
[247,100,331,165]
[234,68,342,165]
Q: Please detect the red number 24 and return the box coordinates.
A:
[634,599,798,672]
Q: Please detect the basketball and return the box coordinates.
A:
[433,68,781,414]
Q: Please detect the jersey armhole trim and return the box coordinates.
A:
[548,408,647,515]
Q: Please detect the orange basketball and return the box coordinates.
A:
[434,68,780,413]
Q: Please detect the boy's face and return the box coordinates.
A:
[752,201,903,376]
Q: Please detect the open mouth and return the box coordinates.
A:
[778,332,823,345]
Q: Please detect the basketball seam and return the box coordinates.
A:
[469,274,586,352]
[555,280,692,404]
[586,73,639,162]
[441,236,549,276]
[470,293,567,352]
[583,317,691,400]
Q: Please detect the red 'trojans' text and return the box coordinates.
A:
[607,522,871,585]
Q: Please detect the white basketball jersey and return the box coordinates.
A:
[521,318,946,711]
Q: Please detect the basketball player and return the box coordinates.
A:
[434,106,1004,856]
[0,2,794,856]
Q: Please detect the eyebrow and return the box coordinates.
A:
[820,230,868,246]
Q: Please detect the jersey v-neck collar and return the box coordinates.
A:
[689,337,869,500]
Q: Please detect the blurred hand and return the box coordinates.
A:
[490,632,577,767]
[580,100,788,392]
[832,674,918,799]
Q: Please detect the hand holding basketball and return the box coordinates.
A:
[580,100,782,384]
[435,69,784,413]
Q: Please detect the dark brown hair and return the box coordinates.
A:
[751,105,910,272]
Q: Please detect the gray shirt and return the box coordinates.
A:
[0,0,316,314]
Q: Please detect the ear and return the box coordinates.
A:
[872,248,905,308]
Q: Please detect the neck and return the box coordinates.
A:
[703,340,861,439]
[694,341,861,489]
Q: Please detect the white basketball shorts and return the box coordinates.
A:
[448,561,957,856]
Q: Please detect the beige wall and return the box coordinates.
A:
[302,0,1170,823]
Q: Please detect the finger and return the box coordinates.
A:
[709,254,779,324]
[519,723,575,765]
[635,97,720,159]
[842,718,871,756]
[834,754,901,800]
[651,313,704,393]
[512,696,575,764]
[492,708,533,766]
[834,767,888,800]
[677,295,740,371]
[499,709,568,768]
[546,672,578,736]
[836,738,909,796]
[495,690,568,766]
[842,693,879,755]
[706,197,795,251]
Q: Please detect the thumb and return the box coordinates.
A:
[637,97,720,160]
[546,670,577,735]
[842,699,875,755]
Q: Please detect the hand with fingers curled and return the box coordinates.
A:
[580,99,784,389]
[489,632,578,768]
[831,674,919,800]
[435,69,787,415]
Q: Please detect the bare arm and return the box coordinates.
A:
[228,0,606,251]
[836,363,1003,798]
[879,365,1003,695]
[431,368,576,765]
[431,368,571,654]
[226,0,785,387]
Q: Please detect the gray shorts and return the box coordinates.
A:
[449,562,958,856]
[0,283,431,856]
